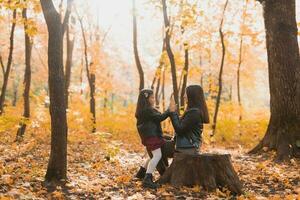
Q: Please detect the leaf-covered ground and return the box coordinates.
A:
[0,130,299,200]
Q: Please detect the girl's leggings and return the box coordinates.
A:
[145,148,162,174]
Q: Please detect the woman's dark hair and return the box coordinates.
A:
[135,89,154,118]
[186,85,210,123]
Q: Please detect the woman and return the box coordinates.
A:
[169,85,210,154]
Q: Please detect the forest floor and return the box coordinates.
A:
[0,130,299,200]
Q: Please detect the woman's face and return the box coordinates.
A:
[148,94,155,107]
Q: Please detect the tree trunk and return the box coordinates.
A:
[90,71,96,133]
[155,74,161,108]
[132,0,144,91]
[78,16,96,133]
[237,35,242,121]
[40,0,72,183]
[159,153,243,194]
[0,9,17,115]
[212,0,228,136]
[65,20,75,108]
[237,0,248,122]
[249,0,300,161]
[180,43,189,109]
[161,67,166,112]
[16,5,32,141]
[12,79,18,107]
[161,0,179,109]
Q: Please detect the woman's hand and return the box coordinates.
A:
[169,94,177,112]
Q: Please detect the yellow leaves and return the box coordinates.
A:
[24,18,38,37]
[256,161,267,171]
[2,175,14,185]
[191,185,201,192]
[51,191,64,200]
[115,174,131,184]
[92,161,103,170]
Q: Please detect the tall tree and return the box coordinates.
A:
[16,3,33,141]
[237,0,248,122]
[161,0,179,108]
[0,8,17,115]
[65,16,75,108]
[212,0,229,136]
[77,13,96,133]
[132,0,144,91]
[180,28,189,109]
[250,0,300,161]
[40,0,73,182]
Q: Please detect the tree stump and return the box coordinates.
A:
[158,153,243,194]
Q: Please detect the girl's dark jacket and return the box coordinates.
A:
[136,108,170,138]
[170,108,203,149]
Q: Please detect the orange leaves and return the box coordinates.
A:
[114,174,131,184]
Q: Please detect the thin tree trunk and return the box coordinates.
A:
[132,0,144,91]
[155,74,161,108]
[249,0,300,161]
[0,54,5,83]
[237,35,243,121]
[40,0,73,182]
[180,43,189,108]
[90,72,96,132]
[162,0,179,109]
[12,78,18,107]
[237,0,248,122]
[153,38,166,107]
[212,0,229,136]
[78,15,96,133]
[161,67,166,112]
[80,55,84,95]
[65,19,75,108]
[16,5,32,141]
[0,9,17,115]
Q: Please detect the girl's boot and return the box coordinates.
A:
[142,173,158,189]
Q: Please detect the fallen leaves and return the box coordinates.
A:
[0,129,299,199]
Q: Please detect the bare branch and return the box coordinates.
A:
[62,0,74,35]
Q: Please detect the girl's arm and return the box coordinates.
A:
[169,109,200,135]
[145,108,170,122]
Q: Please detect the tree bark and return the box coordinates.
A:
[0,9,17,115]
[237,35,242,121]
[78,15,96,133]
[132,0,144,91]
[237,0,248,122]
[212,0,228,136]
[40,0,72,182]
[180,43,189,109]
[249,0,300,161]
[65,18,75,108]
[162,0,179,109]
[159,153,243,194]
[16,5,32,141]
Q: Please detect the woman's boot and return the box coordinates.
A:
[142,173,158,189]
[135,166,146,180]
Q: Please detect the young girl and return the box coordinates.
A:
[135,89,170,189]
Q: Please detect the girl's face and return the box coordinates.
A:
[148,94,155,107]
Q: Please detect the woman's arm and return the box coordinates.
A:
[170,110,200,135]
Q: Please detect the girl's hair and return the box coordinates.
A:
[135,89,154,118]
[186,85,210,123]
